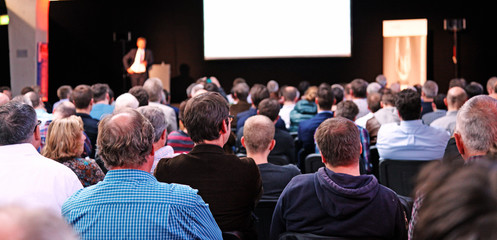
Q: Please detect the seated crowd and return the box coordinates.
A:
[1,74,497,240]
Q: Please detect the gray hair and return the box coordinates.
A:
[137,106,168,143]
[366,82,382,95]
[0,102,37,145]
[0,206,78,240]
[267,80,279,93]
[114,93,139,111]
[422,80,439,98]
[456,95,497,153]
[143,78,164,102]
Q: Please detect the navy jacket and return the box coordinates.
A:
[297,111,333,154]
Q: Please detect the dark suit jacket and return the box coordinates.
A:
[298,111,334,154]
[236,107,287,133]
[154,144,262,237]
[76,113,99,158]
[122,48,154,71]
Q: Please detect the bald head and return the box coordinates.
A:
[0,93,9,106]
[243,115,275,153]
[446,87,468,111]
[52,101,76,120]
[487,77,497,94]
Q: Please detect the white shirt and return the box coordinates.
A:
[352,98,371,119]
[355,112,374,128]
[0,143,82,214]
[376,120,450,160]
[130,48,146,73]
[279,103,296,129]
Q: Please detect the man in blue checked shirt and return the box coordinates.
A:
[62,108,222,240]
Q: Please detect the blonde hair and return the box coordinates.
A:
[41,115,84,162]
[303,86,318,102]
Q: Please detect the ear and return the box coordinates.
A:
[444,98,448,107]
[359,141,363,155]
[257,109,260,115]
[320,153,327,164]
[380,101,384,108]
[161,129,167,141]
[220,119,228,134]
[268,139,276,151]
[454,132,465,156]
[241,136,246,148]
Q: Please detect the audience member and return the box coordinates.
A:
[90,83,114,120]
[412,159,497,240]
[62,108,221,239]
[270,117,407,239]
[298,84,334,158]
[390,82,401,93]
[375,74,387,88]
[0,102,82,214]
[367,82,382,95]
[128,85,149,106]
[355,92,381,128]
[0,92,9,106]
[486,76,497,96]
[465,81,484,99]
[297,80,311,99]
[267,80,280,100]
[420,80,438,116]
[366,91,399,146]
[242,115,300,200]
[137,106,174,173]
[349,78,370,118]
[448,78,466,89]
[167,100,194,154]
[143,78,178,133]
[52,85,72,110]
[421,93,447,125]
[229,82,251,129]
[114,93,139,111]
[71,84,99,158]
[430,86,467,136]
[41,115,104,187]
[227,77,247,104]
[377,89,450,160]
[25,91,52,125]
[237,98,296,164]
[331,84,344,111]
[0,86,12,100]
[278,85,299,129]
[0,205,78,240]
[20,86,34,95]
[289,85,318,132]
[155,92,262,238]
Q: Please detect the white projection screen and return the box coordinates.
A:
[203,0,351,60]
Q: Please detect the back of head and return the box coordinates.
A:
[97,108,154,169]
[0,93,9,106]
[381,92,396,106]
[303,86,318,102]
[114,93,139,111]
[128,86,150,106]
[178,99,188,122]
[91,83,110,102]
[25,91,40,108]
[42,115,84,161]
[267,80,279,93]
[455,95,497,155]
[465,82,483,99]
[250,84,270,108]
[422,80,438,99]
[56,85,72,100]
[316,84,334,110]
[183,92,229,143]
[143,78,164,102]
[414,160,497,240]
[367,92,382,113]
[395,89,421,120]
[331,84,344,105]
[314,117,360,167]
[71,85,93,109]
[281,86,299,102]
[433,93,447,110]
[258,98,280,121]
[350,78,368,98]
[243,115,275,153]
[232,82,250,102]
[298,80,311,97]
[335,100,359,121]
[366,82,382,95]
[376,74,387,88]
[487,76,497,94]
[447,86,468,110]
[20,86,34,95]
[137,106,167,143]
[0,102,37,145]
[449,78,467,89]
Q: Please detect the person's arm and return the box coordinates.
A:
[269,195,286,240]
[191,195,223,239]
[122,50,134,71]
[146,49,154,70]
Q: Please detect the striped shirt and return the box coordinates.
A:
[62,169,222,240]
[167,130,195,154]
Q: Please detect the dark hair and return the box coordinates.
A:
[298,81,311,97]
[350,79,368,98]
[128,86,149,107]
[335,101,359,121]
[91,83,110,102]
[434,93,447,110]
[97,108,154,168]
[465,82,484,99]
[316,85,334,110]
[381,92,396,106]
[0,86,11,92]
[332,86,344,104]
[413,159,497,240]
[314,117,361,167]
[232,82,249,102]
[25,91,40,108]
[281,86,298,102]
[57,85,72,99]
[0,102,37,145]
[250,84,270,108]
[367,92,382,113]
[258,98,280,121]
[20,86,34,95]
[395,89,421,120]
[183,92,229,143]
[449,78,467,89]
[71,85,93,109]
[178,99,188,121]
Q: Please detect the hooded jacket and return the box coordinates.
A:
[270,167,407,239]
[289,99,317,132]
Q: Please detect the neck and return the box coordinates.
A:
[325,162,360,176]
[76,107,91,115]
[317,106,331,113]
[200,138,225,148]
[246,151,270,165]
[95,100,108,105]
[422,96,433,102]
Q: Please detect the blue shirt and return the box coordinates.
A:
[62,169,222,240]
[377,120,450,160]
[89,103,114,120]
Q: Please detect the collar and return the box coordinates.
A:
[0,143,40,157]
[104,169,156,182]
[189,144,225,154]
[399,119,423,127]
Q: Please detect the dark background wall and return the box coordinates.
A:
[22,0,497,103]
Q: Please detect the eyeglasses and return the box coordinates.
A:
[34,120,41,132]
